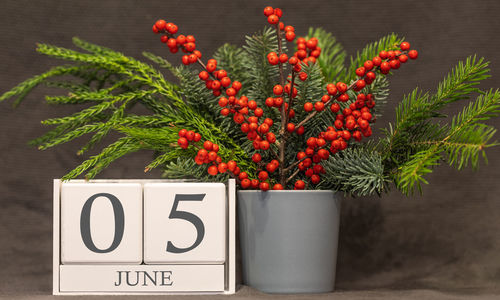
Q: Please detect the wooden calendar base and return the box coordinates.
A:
[60,265,225,293]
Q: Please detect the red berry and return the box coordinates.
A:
[372,56,382,66]
[408,50,418,59]
[220,76,231,87]
[152,25,159,33]
[259,182,270,191]
[288,56,299,65]
[379,51,388,59]
[306,38,318,49]
[199,71,209,81]
[314,102,325,111]
[265,97,274,107]
[263,6,274,16]
[400,41,411,51]
[273,85,283,95]
[203,140,213,151]
[194,133,201,142]
[206,62,216,73]
[268,14,279,24]
[338,93,349,102]
[218,163,228,173]
[336,82,347,93]
[299,72,308,81]
[296,126,305,135]
[260,140,270,150]
[177,137,188,149]
[208,165,218,175]
[167,23,178,34]
[399,54,409,63]
[329,104,339,114]
[380,61,391,74]
[326,83,337,95]
[185,130,195,141]
[251,179,260,188]
[304,102,313,112]
[266,163,277,173]
[311,174,321,184]
[273,183,284,190]
[181,55,190,65]
[355,79,366,90]
[155,19,166,30]
[258,171,269,181]
[365,71,376,81]
[364,60,374,71]
[184,42,196,52]
[176,35,186,44]
[307,137,317,148]
[355,67,366,77]
[389,59,400,69]
[274,8,283,18]
[252,153,262,163]
[239,172,249,180]
[186,35,195,43]
[232,81,242,91]
[241,178,251,189]
[287,123,296,132]
[268,54,279,65]
[279,53,289,63]
[178,129,187,137]
[294,180,305,190]
[188,54,197,64]
[285,31,296,41]
[226,88,237,96]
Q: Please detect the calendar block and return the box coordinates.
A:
[60,182,142,264]
[53,179,236,295]
[143,183,226,264]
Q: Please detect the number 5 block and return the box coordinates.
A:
[60,183,142,264]
[143,183,226,264]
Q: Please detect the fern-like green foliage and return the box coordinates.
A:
[1,28,498,196]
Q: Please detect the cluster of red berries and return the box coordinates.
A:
[153,19,201,65]
[155,6,419,191]
[178,129,241,176]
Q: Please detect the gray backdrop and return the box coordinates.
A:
[1,0,500,298]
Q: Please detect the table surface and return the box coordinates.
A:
[1,286,500,300]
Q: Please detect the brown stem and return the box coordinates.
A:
[286,168,301,184]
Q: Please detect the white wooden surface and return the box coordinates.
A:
[143,183,226,264]
[60,183,142,264]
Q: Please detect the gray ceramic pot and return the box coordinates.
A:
[238,190,341,294]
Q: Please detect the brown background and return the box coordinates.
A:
[1,0,500,298]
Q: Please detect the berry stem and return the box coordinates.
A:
[286,167,301,184]
[274,23,288,186]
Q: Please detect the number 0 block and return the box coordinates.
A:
[143,183,226,264]
[61,183,142,264]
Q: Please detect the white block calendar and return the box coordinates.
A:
[53,179,236,295]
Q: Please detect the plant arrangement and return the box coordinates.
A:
[1,6,498,195]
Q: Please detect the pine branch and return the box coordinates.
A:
[323,147,389,196]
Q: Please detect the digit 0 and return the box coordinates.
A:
[80,193,125,253]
